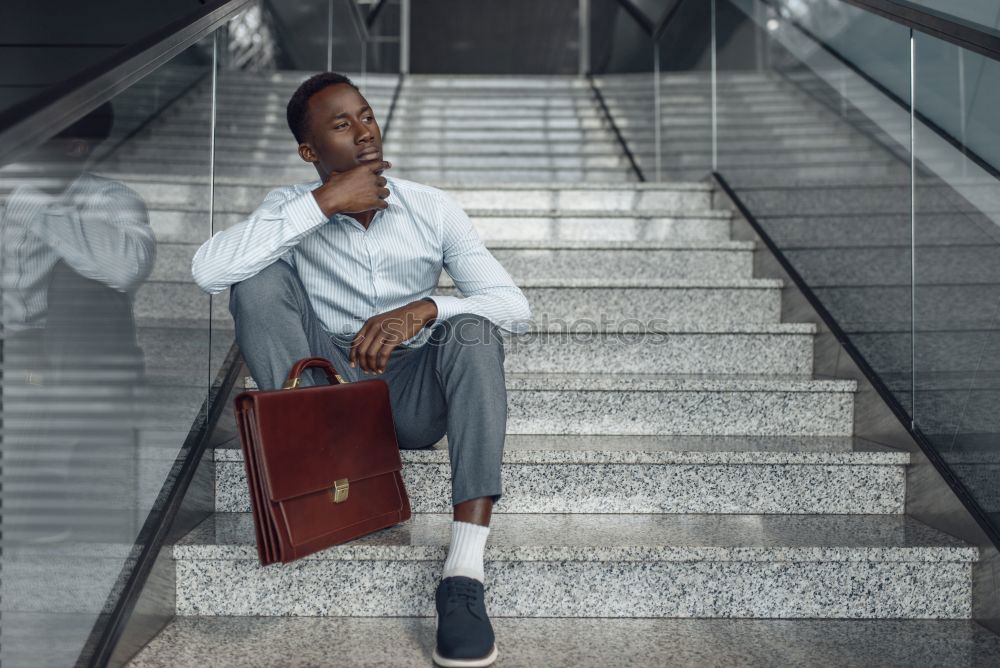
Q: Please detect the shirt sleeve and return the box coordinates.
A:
[15,181,155,293]
[191,186,327,294]
[425,191,532,335]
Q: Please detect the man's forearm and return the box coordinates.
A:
[192,190,326,294]
[423,289,531,335]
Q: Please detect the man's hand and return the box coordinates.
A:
[350,299,438,374]
[312,160,393,218]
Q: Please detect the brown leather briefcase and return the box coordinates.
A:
[233,356,411,566]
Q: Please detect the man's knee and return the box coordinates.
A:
[229,261,297,317]
[433,313,504,350]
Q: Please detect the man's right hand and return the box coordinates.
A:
[311,160,392,217]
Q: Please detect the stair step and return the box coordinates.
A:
[234,372,854,436]
[348,168,636,184]
[153,239,756,283]
[136,278,787,328]
[111,154,641,171]
[91,179,713,211]
[121,142,632,159]
[169,103,831,123]
[503,372,854,436]
[125,617,1000,667]
[496,324,815,374]
[143,298,815,375]
[213,435,906,514]
[495,277,784,324]
[170,512,973,618]
[151,209,732,244]
[161,114,871,133]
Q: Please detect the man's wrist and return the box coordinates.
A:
[418,297,438,327]
[311,186,342,218]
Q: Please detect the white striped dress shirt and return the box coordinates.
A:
[191,174,532,348]
[1,172,155,332]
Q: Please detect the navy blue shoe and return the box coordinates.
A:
[432,576,498,667]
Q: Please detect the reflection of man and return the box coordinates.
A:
[0,101,155,545]
[192,72,530,667]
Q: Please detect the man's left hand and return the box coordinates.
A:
[350,300,438,373]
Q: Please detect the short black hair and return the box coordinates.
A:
[286,72,360,144]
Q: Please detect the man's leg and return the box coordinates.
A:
[383,312,506,665]
[381,312,507,519]
[229,261,356,390]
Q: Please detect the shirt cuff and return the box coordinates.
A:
[284,190,329,234]
[424,295,463,324]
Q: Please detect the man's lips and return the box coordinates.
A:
[358,147,381,160]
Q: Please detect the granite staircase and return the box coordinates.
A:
[116,72,1000,665]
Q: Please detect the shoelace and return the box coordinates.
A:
[443,579,485,620]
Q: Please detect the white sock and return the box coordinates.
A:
[442,520,490,583]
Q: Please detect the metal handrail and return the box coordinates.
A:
[0,0,251,166]
[841,0,1000,61]
[612,0,1000,61]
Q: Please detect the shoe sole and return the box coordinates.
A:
[432,643,498,667]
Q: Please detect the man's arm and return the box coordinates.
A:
[191,186,327,294]
[192,161,392,294]
[10,181,155,293]
[424,191,532,334]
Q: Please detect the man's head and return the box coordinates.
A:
[286,72,383,180]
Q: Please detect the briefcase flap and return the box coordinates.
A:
[238,379,403,503]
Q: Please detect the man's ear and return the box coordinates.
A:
[298,143,318,164]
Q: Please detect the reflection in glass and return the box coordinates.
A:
[1,28,216,662]
[913,32,1000,528]
[1,102,154,665]
[716,0,914,415]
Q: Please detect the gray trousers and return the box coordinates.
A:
[228,261,508,506]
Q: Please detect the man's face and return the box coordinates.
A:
[297,83,382,179]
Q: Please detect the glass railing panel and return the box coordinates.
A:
[0,1,236,121]
[654,0,713,181]
[0,35,216,668]
[715,0,914,410]
[913,31,1000,529]
[589,0,657,182]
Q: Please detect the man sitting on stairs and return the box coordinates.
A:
[190,71,531,668]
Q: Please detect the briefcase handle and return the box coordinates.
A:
[282,357,346,389]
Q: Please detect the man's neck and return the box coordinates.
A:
[349,210,376,229]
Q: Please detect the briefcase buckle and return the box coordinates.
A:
[330,478,349,503]
[283,374,347,390]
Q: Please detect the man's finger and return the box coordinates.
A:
[350,326,371,369]
[356,325,383,373]
[376,342,395,373]
[371,160,392,173]
[364,336,386,373]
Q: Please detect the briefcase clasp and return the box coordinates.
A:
[330,478,349,503]
[283,374,346,390]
